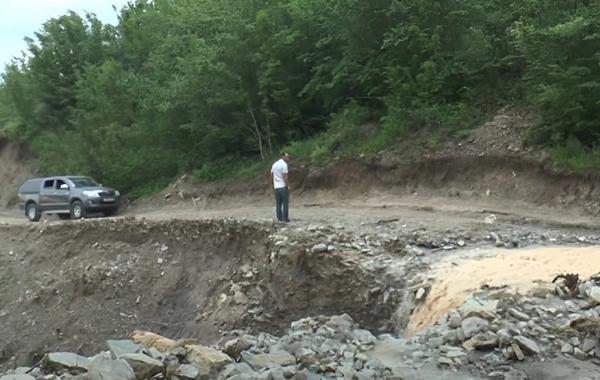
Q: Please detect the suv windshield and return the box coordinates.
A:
[69,177,99,188]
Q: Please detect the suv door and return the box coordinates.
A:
[54,179,70,211]
[39,179,57,211]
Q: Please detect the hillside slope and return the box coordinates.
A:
[132,107,600,217]
[0,138,34,208]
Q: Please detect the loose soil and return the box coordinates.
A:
[0,218,403,370]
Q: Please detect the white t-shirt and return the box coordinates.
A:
[271,159,288,189]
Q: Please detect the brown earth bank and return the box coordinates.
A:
[0,138,35,208]
[136,154,600,219]
[0,217,404,370]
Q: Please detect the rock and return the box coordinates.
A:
[456,327,466,342]
[556,285,567,298]
[582,336,599,352]
[42,352,92,374]
[171,363,200,379]
[311,244,327,253]
[428,337,444,348]
[296,348,317,367]
[445,350,466,359]
[415,288,426,301]
[561,343,574,354]
[106,340,144,359]
[185,345,232,379]
[241,351,295,371]
[88,353,136,380]
[470,333,499,350]
[461,317,489,339]
[496,329,512,346]
[13,369,38,377]
[411,351,425,360]
[219,363,257,378]
[437,356,454,366]
[224,338,253,358]
[502,347,514,360]
[118,353,163,379]
[573,348,588,360]
[0,376,36,380]
[327,314,355,329]
[513,336,541,356]
[579,282,595,298]
[528,283,556,299]
[448,311,462,329]
[353,329,376,346]
[508,309,530,322]
[511,344,525,361]
[459,298,498,319]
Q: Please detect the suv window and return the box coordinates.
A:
[69,177,99,188]
[43,179,54,189]
[55,179,68,190]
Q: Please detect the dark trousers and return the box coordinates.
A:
[274,187,289,221]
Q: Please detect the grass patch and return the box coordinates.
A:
[128,178,173,200]
[552,147,600,172]
[188,103,497,185]
[192,157,269,183]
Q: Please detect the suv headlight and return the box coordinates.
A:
[115,191,120,196]
[83,190,100,197]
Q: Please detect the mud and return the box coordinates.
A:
[407,245,600,336]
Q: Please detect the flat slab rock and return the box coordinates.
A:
[106,340,145,358]
[241,351,296,371]
[185,345,232,378]
[0,376,36,380]
[88,353,136,380]
[118,353,163,378]
[42,352,92,372]
[513,336,541,356]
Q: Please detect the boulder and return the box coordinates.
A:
[513,336,541,356]
[118,353,163,378]
[461,317,489,339]
[42,352,92,374]
[106,340,144,358]
[185,345,232,379]
[88,353,136,380]
[241,351,296,371]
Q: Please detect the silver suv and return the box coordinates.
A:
[18,176,120,221]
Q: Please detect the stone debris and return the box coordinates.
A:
[0,315,392,380]
[405,271,600,378]
[4,218,600,380]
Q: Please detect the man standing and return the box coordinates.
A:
[270,152,290,222]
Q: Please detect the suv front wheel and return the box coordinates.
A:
[26,202,41,222]
[70,201,87,219]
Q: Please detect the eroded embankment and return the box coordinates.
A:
[0,218,403,369]
[140,154,600,219]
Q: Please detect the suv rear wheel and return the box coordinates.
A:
[26,202,41,222]
[70,201,86,219]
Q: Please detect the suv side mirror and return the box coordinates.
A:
[60,184,69,190]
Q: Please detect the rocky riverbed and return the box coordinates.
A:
[3,270,600,380]
[1,215,600,380]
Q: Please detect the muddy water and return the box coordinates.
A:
[406,246,600,336]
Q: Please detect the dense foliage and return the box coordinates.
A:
[0,0,599,194]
